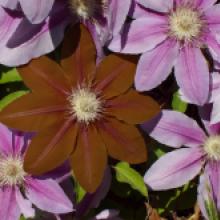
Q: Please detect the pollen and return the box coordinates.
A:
[204,136,220,161]
[69,0,107,21]
[70,0,90,20]
[169,7,203,42]
[0,156,26,186]
[69,88,102,124]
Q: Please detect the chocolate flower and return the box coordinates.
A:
[0,24,160,192]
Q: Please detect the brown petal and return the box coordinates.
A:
[0,93,66,132]
[61,24,96,86]
[94,54,137,98]
[70,125,107,193]
[18,56,71,96]
[106,89,160,124]
[98,118,147,164]
[24,119,77,175]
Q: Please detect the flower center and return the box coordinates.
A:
[169,7,203,41]
[0,156,26,186]
[204,136,220,161]
[70,0,89,19]
[69,0,107,21]
[69,88,102,123]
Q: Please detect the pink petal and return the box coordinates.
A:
[15,187,35,218]
[136,0,173,13]
[0,0,18,9]
[108,17,168,54]
[209,123,220,135]
[142,110,207,148]
[205,4,220,33]
[0,124,29,157]
[175,46,210,105]
[131,2,167,19]
[0,123,13,156]
[205,34,220,61]
[131,1,149,18]
[0,2,71,66]
[195,0,217,11]
[26,177,73,214]
[86,22,105,63]
[12,132,29,155]
[211,98,220,124]
[0,187,20,220]
[19,0,54,24]
[210,72,220,102]
[135,39,178,91]
[205,161,220,209]
[144,147,204,190]
[198,174,211,220]
[109,0,132,36]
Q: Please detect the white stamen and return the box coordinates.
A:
[169,7,203,41]
[68,88,102,124]
[0,155,26,186]
[69,0,107,21]
[204,136,220,161]
[71,0,90,20]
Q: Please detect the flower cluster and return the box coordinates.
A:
[0,0,220,219]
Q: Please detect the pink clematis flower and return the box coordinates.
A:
[75,0,132,63]
[0,123,73,220]
[0,0,131,66]
[109,0,220,105]
[0,0,55,24]
[142,110,220,215]
[0,1,72,66]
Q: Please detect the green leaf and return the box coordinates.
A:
[0,68,22,84]
[172,91,188,113]
[154,147,166,158]
[75,181,86,203]
[19,216,26,220]
[0,91,28,110]
[114,162,148,198]
[205,200,219,220]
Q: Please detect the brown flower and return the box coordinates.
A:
[0,25,160,192]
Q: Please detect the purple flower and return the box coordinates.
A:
[0,1,71,66]
[59,0,132,62]
[0,0,131,66]
[86,0,132,62]
[0,123,73,220]
[0,0,55,24]
[109,0,220,105]
[180,71,220,124]
[142,110,220,214]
